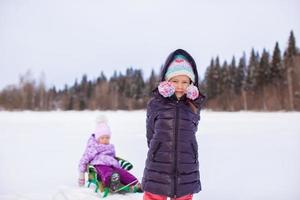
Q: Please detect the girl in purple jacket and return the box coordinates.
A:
[78,118,141,191]
[142,49,206,200]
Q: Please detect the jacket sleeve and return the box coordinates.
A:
[78,137,97,173]
[146,99,156,148]
[194,93,207,112]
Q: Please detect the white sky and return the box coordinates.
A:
[0,0,299,89]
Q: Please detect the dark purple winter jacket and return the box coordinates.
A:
[142,49,206,198]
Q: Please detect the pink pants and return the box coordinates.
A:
[143,191,193,200]
[94,165,137,187]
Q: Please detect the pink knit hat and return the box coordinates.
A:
[94,116,111,140]
[165,55,195,83]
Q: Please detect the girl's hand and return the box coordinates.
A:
[78,177,85,187]
[186,84,199,100]
[78,173,85,187]
[158,81,175,97]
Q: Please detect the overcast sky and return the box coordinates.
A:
[0,0,299,89]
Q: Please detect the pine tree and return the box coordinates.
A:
[213,57,222,95]
[271,42,283,81]
[220,61,230,95]
[258,49,271,110]
[67,96,74,110]
[235,54,246,94]
[258,49,271,86]
[133,69,145,99]
[204,59,217,99]
[220,61,230,110]
[97,71,107,83]
[246,49,260,89]
[229,56,237,93]
[87,81,93,99]
[284,30,298,110]
[147,69,158,95]
[284,30,297,59]
[236,54,248,110]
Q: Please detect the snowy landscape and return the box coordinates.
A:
[0,110,300,200]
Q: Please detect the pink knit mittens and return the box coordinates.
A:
[158,81,199,100]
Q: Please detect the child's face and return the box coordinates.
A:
[98,135,110,144]
[169,75,191,99]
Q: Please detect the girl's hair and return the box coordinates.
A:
[188,100,198,114]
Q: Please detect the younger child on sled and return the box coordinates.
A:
[78,117,142,197]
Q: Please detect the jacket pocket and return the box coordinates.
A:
[151,142,161,162]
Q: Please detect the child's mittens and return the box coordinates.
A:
[158,81,175,97]
[186,84,199,100]
[78,172,85,187]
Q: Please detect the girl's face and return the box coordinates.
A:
[98,135,110,144]
[169,75,191,99]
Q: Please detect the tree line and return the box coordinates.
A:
[203,31,300,111]
[0,31,299,111]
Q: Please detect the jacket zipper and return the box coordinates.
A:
[173,100,179,198]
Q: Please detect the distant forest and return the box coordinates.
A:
[1,31,300,111]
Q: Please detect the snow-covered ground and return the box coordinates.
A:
[0,111,300,200]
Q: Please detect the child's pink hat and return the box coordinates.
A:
[94,116,111,139]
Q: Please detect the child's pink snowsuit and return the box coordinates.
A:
[79,134,137,186]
